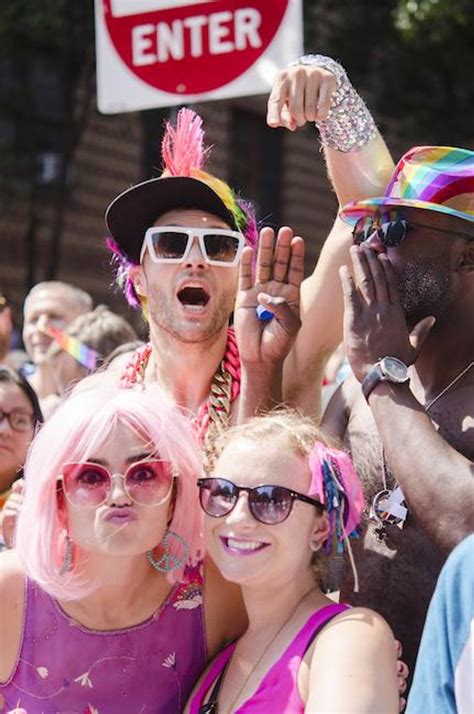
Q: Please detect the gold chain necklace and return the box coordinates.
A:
[217,587,314,714]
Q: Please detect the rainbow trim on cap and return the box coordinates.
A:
[46,325,100,370]
[340,146,474,227]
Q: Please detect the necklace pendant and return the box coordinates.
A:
[370,488,407,529]
[374,524,388,541]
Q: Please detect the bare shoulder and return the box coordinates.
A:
[0,550,25,682]
[304,606,398,713]
[203,556,247,659]
[316,606,395,646]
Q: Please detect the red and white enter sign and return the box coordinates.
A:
[95,0,303,113]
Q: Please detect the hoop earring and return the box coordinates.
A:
[147,530,189,573]
[58,533,73,576]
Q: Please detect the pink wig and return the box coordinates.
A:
[15,374,203,600]
[108,108,258,309]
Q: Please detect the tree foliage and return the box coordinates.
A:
[308,0,474,146]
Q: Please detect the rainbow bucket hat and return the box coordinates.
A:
[340,146,474,230]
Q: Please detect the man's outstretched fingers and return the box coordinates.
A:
[315,73,336,120]
[362,243,389,303]
[379,253,400,304]
[339,265,360,318]
[273,228,293,283]
[267,74,288,127]
[256,227,275,284]
[350,245,375,303]
[238,246,254,292]
[287,237,305,288]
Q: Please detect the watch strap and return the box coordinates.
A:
[361,364,385,402]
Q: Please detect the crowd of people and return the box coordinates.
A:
[0,53,472,714]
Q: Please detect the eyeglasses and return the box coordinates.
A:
[140,227,244,267]
[0,409,34,433]
[59,460,174,508]
[197,477,323,525]
[352,217,474,247]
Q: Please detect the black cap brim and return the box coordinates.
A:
[105,176,238,263]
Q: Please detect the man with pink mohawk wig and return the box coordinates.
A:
[104,57,394,439]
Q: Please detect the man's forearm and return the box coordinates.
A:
[237,363,284,423]
[324,129,394,207]
[368,381,474,552]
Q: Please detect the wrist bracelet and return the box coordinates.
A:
[295,54,377,152]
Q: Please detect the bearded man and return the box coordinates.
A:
[324,145,474,677]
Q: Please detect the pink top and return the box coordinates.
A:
[0,564,206,714]
[189,602,349,714]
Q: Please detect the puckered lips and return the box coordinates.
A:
[176,280,211,314]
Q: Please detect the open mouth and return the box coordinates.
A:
[177,286,210,309]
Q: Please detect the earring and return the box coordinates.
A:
[147,530,189,573]
[58,533,73,576]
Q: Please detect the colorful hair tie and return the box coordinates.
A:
[309,442,365,591]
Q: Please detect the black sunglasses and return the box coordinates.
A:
[352,217,474,247]
[197,477,324,525]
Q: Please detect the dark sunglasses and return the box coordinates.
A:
[140,227,244,266]
[352,217,474,247]
[197,477,323,525]
[59,460,174,508]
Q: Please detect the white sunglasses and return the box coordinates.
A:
[140,226,245,267]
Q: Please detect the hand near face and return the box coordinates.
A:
[1,477,24,549]
[267,63,337,130]
[234,226,303,367]
[339,244,435,382]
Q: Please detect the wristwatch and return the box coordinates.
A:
[361,357,410,402]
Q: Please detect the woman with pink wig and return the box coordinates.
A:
[0,375,245,713]
[187,412,399,713]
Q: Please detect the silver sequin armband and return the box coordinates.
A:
[296,54,377,152]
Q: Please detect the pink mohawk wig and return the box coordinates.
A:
[161,108,210,177]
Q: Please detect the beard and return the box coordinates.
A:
[396,257,454,328]
[147,288,236,345]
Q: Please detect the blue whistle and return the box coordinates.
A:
[256,305,275,321]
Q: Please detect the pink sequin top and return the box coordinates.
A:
[0,564,206,714]
[189,603,349,714]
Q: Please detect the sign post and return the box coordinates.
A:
[95,0,303,113]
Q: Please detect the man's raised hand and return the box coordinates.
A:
[234,226,303,367]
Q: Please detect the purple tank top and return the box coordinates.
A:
[1,564,207,714]
[189,603,349,714]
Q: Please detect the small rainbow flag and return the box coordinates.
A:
[45,325,101,371]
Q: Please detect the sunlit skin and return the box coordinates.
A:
[0,383,34,493]
[363,209,470,326]
[63,422,173,558]
[23,287,88,366]
[131,209,239,346]
[204,438,329,594]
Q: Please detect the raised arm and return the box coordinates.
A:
[267,55,394,417]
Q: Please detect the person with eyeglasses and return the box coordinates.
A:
[0,374,249,713]
[0,367,42,548]
[105,55,394,437]
[322,146,474,680]
[186,411,398,713]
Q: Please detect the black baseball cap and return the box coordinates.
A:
[105,175,238,264]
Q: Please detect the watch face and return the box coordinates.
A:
[381,357,409,382]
